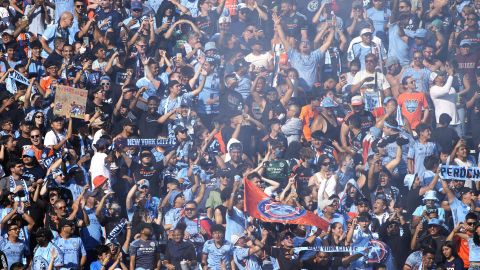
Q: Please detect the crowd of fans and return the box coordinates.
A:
[0,0,479,268]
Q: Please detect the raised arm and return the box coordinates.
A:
[272,13,291,52]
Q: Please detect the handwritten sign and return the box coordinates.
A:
[53,85,88,119]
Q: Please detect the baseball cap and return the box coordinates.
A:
[93,175,108,188]
[351,95,363,106]
[204,42,217,51]
[130,0,143,10]
[318,199,334,211]
[231,234,245,245]
[428,218,442,227]
[23,149,35,158]
[1,29,13,36]
[385,57,399,68]
[360,28,372,36]
[460,39,473,47]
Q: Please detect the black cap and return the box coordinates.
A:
[234,58,248,71]
[216,169,232,178]
[174,125,187,134]
[59,218,76,229]
[458,187,473,198]
[311,130,327,141]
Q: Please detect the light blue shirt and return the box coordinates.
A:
[407,141,437,179]
[197,73,221,115]
[388,24,411,66]
[53,236,86,270]
[1,239,29,269]
[233,247,263,270]
[288,48,324,87]
[202,239,233,270]
[32,242,64,270]
[450,197,470,226]
[367,7,391,36]
[468,238,480,262]
[80,207,103,251]
[225,207,247,241]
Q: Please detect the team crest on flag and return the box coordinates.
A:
[257,199,307,221]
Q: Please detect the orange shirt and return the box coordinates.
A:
[455,235,470,268]
[299,104,317,141]
[397,91,429,129]
[39,76,54,95]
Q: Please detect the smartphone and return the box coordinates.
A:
[83,36,89,46]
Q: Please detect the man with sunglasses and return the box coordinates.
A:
[84,87,113,128]
[53,218,86,270]
[1,222,29,270]
[347,28,387,70]
[273,13,334,88]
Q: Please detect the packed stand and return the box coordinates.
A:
[0,0,479,268]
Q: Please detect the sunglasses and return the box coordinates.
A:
[22,155,32,158]
[321,162,331,166]
[31,135,40,138]
[184,208,196,211]
[101,82,110,86]
[467,222,476,226]
[75,4,84,8]
[35,115,44,118]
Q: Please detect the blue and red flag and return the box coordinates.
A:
[244,179,329,231]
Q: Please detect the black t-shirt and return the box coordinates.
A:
[85,101,113,125]
[23,165,46,181]
[164,240,197,269]
[281,13,307,40]
[137,112,163,139]
[195,11,220,36]
[441,257,464,270]
[131,161,165,197]
[431,126,459,152]
[293,164,315,197]
[219,89,244,119]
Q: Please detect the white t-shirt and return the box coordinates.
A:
[244,52,273,71]
[89,152,110,182]
[352,70,391,92]
[44,130,66,148]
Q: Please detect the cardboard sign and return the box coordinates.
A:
[53,85,88,119]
